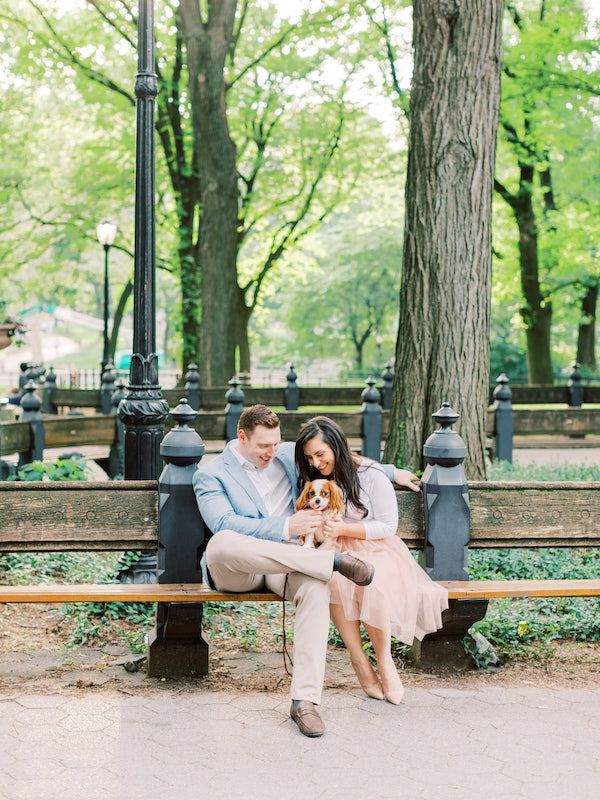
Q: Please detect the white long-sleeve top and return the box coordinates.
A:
[344,462,399,539]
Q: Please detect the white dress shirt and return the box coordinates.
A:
[231,441,295,537]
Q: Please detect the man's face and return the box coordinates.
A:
[238,425,282,469]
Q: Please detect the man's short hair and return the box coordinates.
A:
[238,404,280,435]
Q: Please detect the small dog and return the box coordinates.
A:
[295,479,345,547]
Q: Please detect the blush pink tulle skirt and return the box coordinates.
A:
[322,535,449,645]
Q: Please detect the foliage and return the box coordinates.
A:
[465,546,600,666]
[490,307,529,383]
[1,0,596,380]
[0,551,115,586]
[469,546,600,581]
[253,163,403,370]
[493,0,599,378]
[59,601,155,652]
[5,456,87,482]
[0,0,404,378]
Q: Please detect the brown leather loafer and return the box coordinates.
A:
[290,701,325,737]
[334,554,374,586]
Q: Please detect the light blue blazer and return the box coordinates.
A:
[193,441,396,543]
[193,441,299,542]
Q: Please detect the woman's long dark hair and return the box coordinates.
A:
[295,416,368,518]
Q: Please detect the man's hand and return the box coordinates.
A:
[393,467,421,492]
[289,509,323,538]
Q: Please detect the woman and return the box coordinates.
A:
[295,416,449,705]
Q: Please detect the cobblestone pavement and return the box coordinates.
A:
[0,686,598,800]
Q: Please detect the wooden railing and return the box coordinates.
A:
[1,407,599,467]
[42,383,600,412]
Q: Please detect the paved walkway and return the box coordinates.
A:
[0,686,598,800]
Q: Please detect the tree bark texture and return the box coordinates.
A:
[179,230,200,375]
[235,287,252,373]
[576,282,597,371]
[514,165,554,384]
[384,0,503,480]
[180,0,239,387]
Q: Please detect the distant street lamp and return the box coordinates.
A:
[96,220,117,373]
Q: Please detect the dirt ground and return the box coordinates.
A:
[0,602,598,697]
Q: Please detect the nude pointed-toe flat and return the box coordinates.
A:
[379,660,405,705]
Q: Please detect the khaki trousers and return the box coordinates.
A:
[205,530,334,705]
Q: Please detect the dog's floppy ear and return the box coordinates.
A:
[327,481,345,514]
[296,481,313,511]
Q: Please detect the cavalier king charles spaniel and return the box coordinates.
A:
[295,479,345,547]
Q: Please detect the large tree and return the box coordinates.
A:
[3,0,365,385]
[367,0,598,386]
[384,0,503,479]
[493,0,598,383]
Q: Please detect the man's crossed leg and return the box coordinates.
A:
[206,530,373,737]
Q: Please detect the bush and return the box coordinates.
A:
[6,456,88,482]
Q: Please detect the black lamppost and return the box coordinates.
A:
[118,0,169,481]
[114,0,169,584]
[96,220,117,374]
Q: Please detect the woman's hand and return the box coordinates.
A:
[393,468,421,492]
[322,514,347,539]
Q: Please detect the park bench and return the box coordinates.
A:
[1,400,599,677]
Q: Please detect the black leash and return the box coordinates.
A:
[282,574,294,676]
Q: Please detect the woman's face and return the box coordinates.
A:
[303,434,335,477]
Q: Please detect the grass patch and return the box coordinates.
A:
[487,461,600,481]
[511,403,600,410]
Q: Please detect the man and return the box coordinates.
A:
[193,404,418,738]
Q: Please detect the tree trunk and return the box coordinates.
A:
[577,283,597,371]
[235,289,252,374]
[162,312,170,367]
[109,279,133,363]
[522,302,553,384]
[514,167,554,384]
[181,0,239,387]
[354,342,364,369]
[384,0,503,480]
[179,232,200,376]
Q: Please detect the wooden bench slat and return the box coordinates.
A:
[466,483,599,543]
[0,482,598,551]
[0,421,30,456]
[0,579,599,603]
[441,579,600,598]
[0,482,158,550]
[44,416,117,448]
